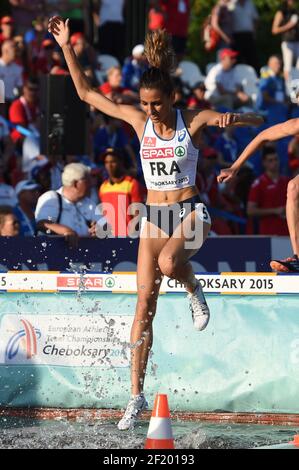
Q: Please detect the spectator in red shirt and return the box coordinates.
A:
[247,147,289,235]
[0,16,15,46]
[162,0,190,61]
[148,0,167,31]
[99,148,145,237]
[99,66,138,104]
[32,38,60,76]
[9,77,39,147]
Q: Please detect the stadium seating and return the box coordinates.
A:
[178,60,205,89]
[234,64,259,104]
[95,54,120,84]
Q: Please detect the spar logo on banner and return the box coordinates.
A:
[5,318,41,361]
[57,276,104,289]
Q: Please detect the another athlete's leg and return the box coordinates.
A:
[270,175,299,272]
[286,175,299,256]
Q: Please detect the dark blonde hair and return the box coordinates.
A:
[140,30,176,96]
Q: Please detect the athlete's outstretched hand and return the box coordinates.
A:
[48,16,70,48]
[217,167,238,183]
[217,112,238,128]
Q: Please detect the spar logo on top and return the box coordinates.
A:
[0,314,131,367]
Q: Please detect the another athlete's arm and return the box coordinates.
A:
[48,17,145,131]
[218,118,299,182]
[190,109,263,129]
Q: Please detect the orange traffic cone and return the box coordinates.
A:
[289,435,299,447]
[144,394,175,449]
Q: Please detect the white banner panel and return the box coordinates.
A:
[0,314,132,367]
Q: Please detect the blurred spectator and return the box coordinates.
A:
[196,146,233,234]
[31,159,52,193]
[14,179,39,235]
[0,39,23,104]
[0,205,19,236]
[187,81,212,110]
[288,134,299,173]
[0,16,15,47]
[247,147,289,235]
[205,48,250,109]
[0,113,15,167]
[89,167,103,205]
[32,38,60,75]
[211,0,234,52]
[61,0,86,34]
[35,163,105,242]
[9,0,44,35]
[99,66,138,104]
[25,15,49,66]
[272,0,299,81]
[162,0,191,62]
[231,0,259,71]
[214,127,238,168]
[147,0,167,31]
[13,35,29,78]
[256,55,288,125]
[99,148,145,237]
[0,161,17,206]
[9,77,40,148]
[196,147,221,208]
[94,115,138,177]
[70,31,96,70]
[173,76,187,108]
[122,44,148,92]
[96,0,126,64]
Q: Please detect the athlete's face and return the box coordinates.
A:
[139,88,174,123]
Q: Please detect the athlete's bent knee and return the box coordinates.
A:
[287,178,299,203]
[158,253,179,278]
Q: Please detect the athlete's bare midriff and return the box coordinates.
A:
[146,185,199,205]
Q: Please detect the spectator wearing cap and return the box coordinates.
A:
[32,39,60,75]
[247,147,289,235]
[122,44,148,92]
[35,163,105,244]
[99,148,145,237]
[96,0,126,64]
[0,16,15,47]
[0,206,19,236]
[0,39,23,104]
[9,77,40,149]
[8,0,44,35]
[99,66,138,104]
[70,32,96,71]
[187,82,212,110]
[205,48,250,109]
[13,179,40,236]
[256,55,288,126]
[231,0,259,71]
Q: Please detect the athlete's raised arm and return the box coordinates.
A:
[218,118,299,183]
[48,17,145,133]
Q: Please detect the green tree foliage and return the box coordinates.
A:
[188,0,286,72]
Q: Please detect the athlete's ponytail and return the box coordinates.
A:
[140,30,176,96]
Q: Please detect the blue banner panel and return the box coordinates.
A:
[0,236,272,272]
[0,292,299,413]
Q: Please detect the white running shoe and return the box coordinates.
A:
[188,280,210,331]
[117,394,148,430]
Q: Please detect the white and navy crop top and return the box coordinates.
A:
[139,109,199,191]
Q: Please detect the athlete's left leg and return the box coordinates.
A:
[157,209,211,293]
